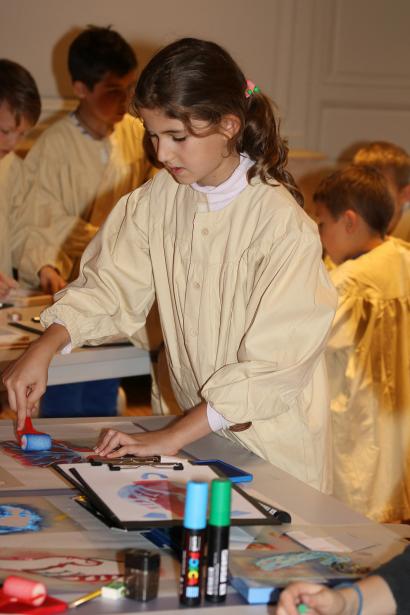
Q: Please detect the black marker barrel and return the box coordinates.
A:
[179,481,208,606]
[205,479,232,602]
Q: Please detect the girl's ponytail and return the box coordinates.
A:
[241,91,304,207]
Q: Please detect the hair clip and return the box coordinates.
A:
[245,79,261,98]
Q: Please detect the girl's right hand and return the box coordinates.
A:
[2,323,70,430]
[276,583,349,615]
[2,340,53,430]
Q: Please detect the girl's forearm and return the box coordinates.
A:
[34,322,71,357]
[167,402,212,450]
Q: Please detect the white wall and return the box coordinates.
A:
[1,0,409,164]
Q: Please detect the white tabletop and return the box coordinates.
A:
[0,416,405,614]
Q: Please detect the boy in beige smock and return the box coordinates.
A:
[19,27,151,288]
[0,59,43,298]
[17,27,159,418]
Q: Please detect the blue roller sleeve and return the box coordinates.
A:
[21,433,52,451]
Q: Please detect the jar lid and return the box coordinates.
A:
[124,549,160,571]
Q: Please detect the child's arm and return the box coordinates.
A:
[0,271,18,299]
[2,323,70,430]
[94,402,212,457]
[38,266,67,294]
[39,187,155,350]
[276,576,396,615]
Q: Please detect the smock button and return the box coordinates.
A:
[191,329,198,337]
[193,282,200,289]
[201,228,209,236]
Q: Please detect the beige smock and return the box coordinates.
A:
[327,238,410,521]
[41,170,337,491]
[19,113,151,285]
[0,152,27,277]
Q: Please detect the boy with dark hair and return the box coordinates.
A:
[68,26,137,89]
[314,165,410,522]
[353,141,410,241]
[18,26,152,418]
[19,26,151,290]
[0,59,45,297]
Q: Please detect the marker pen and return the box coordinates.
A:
[205,478,232,602]
[179,481,208,606]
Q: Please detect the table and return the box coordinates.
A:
[0,416,406,614]
[0,305,151,386]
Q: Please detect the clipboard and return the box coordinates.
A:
[54,459,279,530]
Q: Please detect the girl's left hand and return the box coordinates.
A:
[94,428,180,458]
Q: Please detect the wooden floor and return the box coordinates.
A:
[0,375,153,420]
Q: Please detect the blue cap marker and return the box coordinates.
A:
[184,481,208,530]
[180,481,208,606]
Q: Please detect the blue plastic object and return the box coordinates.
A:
[183,481,208,530]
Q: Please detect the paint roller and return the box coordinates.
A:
[0,575,67,613]
[16,417,52,451]
[1,576,47,607]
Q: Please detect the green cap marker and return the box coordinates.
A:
[206,479,232,602]
[297,605,309,614]
[209,479,232,526]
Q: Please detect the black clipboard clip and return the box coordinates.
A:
[88,454,184,471]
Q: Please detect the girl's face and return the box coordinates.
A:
[140,107,240,186]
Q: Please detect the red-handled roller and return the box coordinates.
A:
[0,574,67,613]
[2,576,46,606]
[16,418,52,451]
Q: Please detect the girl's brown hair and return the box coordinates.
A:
[132,38,303,206]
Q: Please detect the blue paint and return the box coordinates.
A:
[141,472,168,479]
[0,503,43,534]
[255,551,351,572]
[1,440,84,467]
[144,512,168,519]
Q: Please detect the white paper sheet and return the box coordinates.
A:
[58,461,268,525]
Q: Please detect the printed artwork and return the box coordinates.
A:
[0,547,180,593]
[0,496,81,536]
[229,548,373,588]
[118,476,259,520]
[0,549,122,591]
[0,503,43,534]
[0,440,92,468]
[119,479,186,519]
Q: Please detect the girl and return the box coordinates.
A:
[3,38,337,491]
